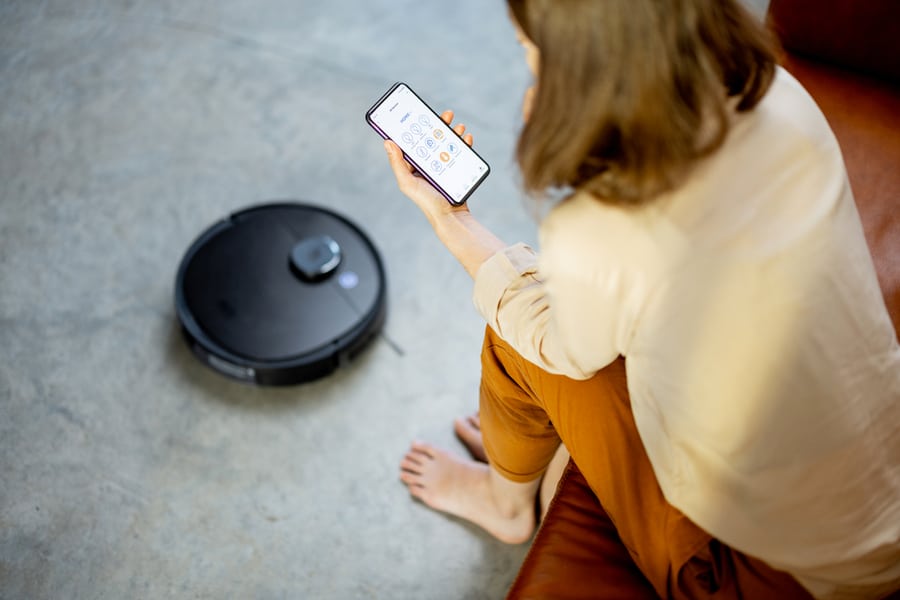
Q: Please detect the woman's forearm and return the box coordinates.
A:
[431,211,508,279]
[382,130,506,277]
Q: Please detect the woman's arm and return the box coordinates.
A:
[383,109,620,379]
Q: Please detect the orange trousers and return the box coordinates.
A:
[478,326,813,599]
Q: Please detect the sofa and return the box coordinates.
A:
[507,0,900,597]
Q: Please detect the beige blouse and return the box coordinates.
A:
[473,68,900,599]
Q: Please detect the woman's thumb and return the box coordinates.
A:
[384,140,412,175]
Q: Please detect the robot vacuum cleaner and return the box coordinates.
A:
[175,201,386,385]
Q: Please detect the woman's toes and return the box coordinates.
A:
[399,469,420,485]
[400,455,423,474]
[409,440,436,457]
[454,414,488,463]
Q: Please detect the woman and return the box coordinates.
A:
[385,1,900,598]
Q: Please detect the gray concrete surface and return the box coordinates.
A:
[1,1,769,598]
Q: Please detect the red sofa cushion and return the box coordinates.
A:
[506,461,658,599]
[768,0,900,83]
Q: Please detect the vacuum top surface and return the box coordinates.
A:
[176,203,385,368]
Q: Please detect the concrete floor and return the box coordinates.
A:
[0,1,769,598]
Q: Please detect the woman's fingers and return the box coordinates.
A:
[442,109,474,146]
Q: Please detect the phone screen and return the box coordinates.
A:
[366,83,490,206]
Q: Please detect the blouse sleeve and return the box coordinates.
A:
[472,206,634,379]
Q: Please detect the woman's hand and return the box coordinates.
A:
[383,108,506,278]
[383,109,475,228]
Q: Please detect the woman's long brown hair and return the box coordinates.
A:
[508,0,777,205]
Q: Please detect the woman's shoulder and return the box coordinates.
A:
[543,191,649,247]
[540,190,678,278]
[733,66,841,160]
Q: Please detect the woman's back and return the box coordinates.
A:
[530,67,900,597]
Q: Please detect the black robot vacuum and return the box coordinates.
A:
[175,202,386,385]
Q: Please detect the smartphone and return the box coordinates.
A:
[366,82,490,206]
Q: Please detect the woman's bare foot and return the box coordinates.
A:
[451,412,569,521]
[399,441,537,544]
[454,413,487,463]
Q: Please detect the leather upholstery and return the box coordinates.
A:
[768,0,900,83]
[509,0,900,596]
[507,462,658,599]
